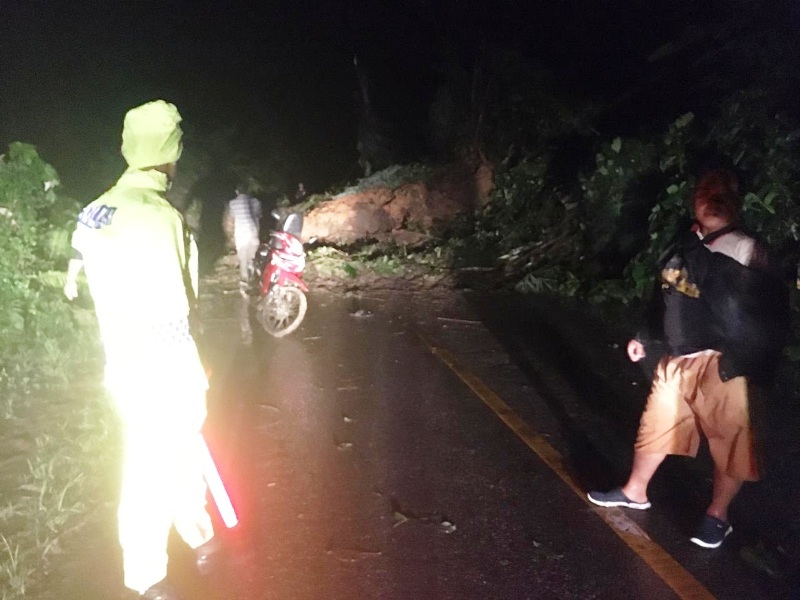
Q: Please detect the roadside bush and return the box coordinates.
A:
[579,113,697,298]
[0,143,84,410]
[0,142,107,599]
[448,88,800,307]
[709,90,800,269]
[586,94,800,303]
[336,163,435,196]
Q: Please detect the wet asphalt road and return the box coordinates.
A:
[42,288,796,599]
[178,289,792,600]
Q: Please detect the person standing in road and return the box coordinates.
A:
[64,100,218,600]
[295,182,308,202]
[587,169,787,549]
[226,185,262,295]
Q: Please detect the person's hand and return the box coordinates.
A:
[63,279,78,300]
[627,339,646,363]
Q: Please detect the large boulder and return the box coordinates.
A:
[302,159,494,246]
[301,196,394,245]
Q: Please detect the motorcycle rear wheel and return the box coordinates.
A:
[258,285,308,338]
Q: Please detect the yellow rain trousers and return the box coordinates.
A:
[107,336,213,593]
[70,100,214,594]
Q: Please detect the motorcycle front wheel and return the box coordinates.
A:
[257,285,308,338]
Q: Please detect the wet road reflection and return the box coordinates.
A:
[38,290,792,599]
[181,291,788,599]
[237,293,253,346]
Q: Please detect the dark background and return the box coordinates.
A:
[2,0,797,200]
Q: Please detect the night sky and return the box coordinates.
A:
[2,0,796,200]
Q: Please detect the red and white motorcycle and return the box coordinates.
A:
[250,211,308,338]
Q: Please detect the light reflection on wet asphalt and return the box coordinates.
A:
[177,290,790,599]
[45,290,792,599]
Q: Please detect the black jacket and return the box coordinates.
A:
[640,227,788,384]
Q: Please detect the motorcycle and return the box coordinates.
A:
[249,210,308,338]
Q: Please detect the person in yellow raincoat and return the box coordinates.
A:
[64,100,217,600]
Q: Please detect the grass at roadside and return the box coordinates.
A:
[0,318,116,599]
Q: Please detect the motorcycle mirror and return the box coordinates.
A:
[283,213,303,236]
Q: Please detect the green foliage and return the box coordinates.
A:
[0,533,33,599]
[307,239,459,284]
[515,268,580,296]
[471,157,582,268]
[580,112,695,275]
[441,155,584,293]
[450,92,800,304]
[0,143,104,598]
[579,135,659,258]
[338,163,435,195]
[709,91,800,251]
[0,144,82,408]
[474,159,549,249]
[584,95,800,301]
[342,263,359,278]
[0,386,114,600]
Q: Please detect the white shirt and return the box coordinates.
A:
[699,229,764,268]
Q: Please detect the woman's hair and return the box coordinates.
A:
[693,169,742,221]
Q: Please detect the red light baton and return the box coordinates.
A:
[198,435,239,528]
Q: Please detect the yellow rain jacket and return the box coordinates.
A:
[72,168,207,403]
[70,100,214,594]
[71,101,206,401]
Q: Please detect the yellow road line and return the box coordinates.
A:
[425,340,716,600]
